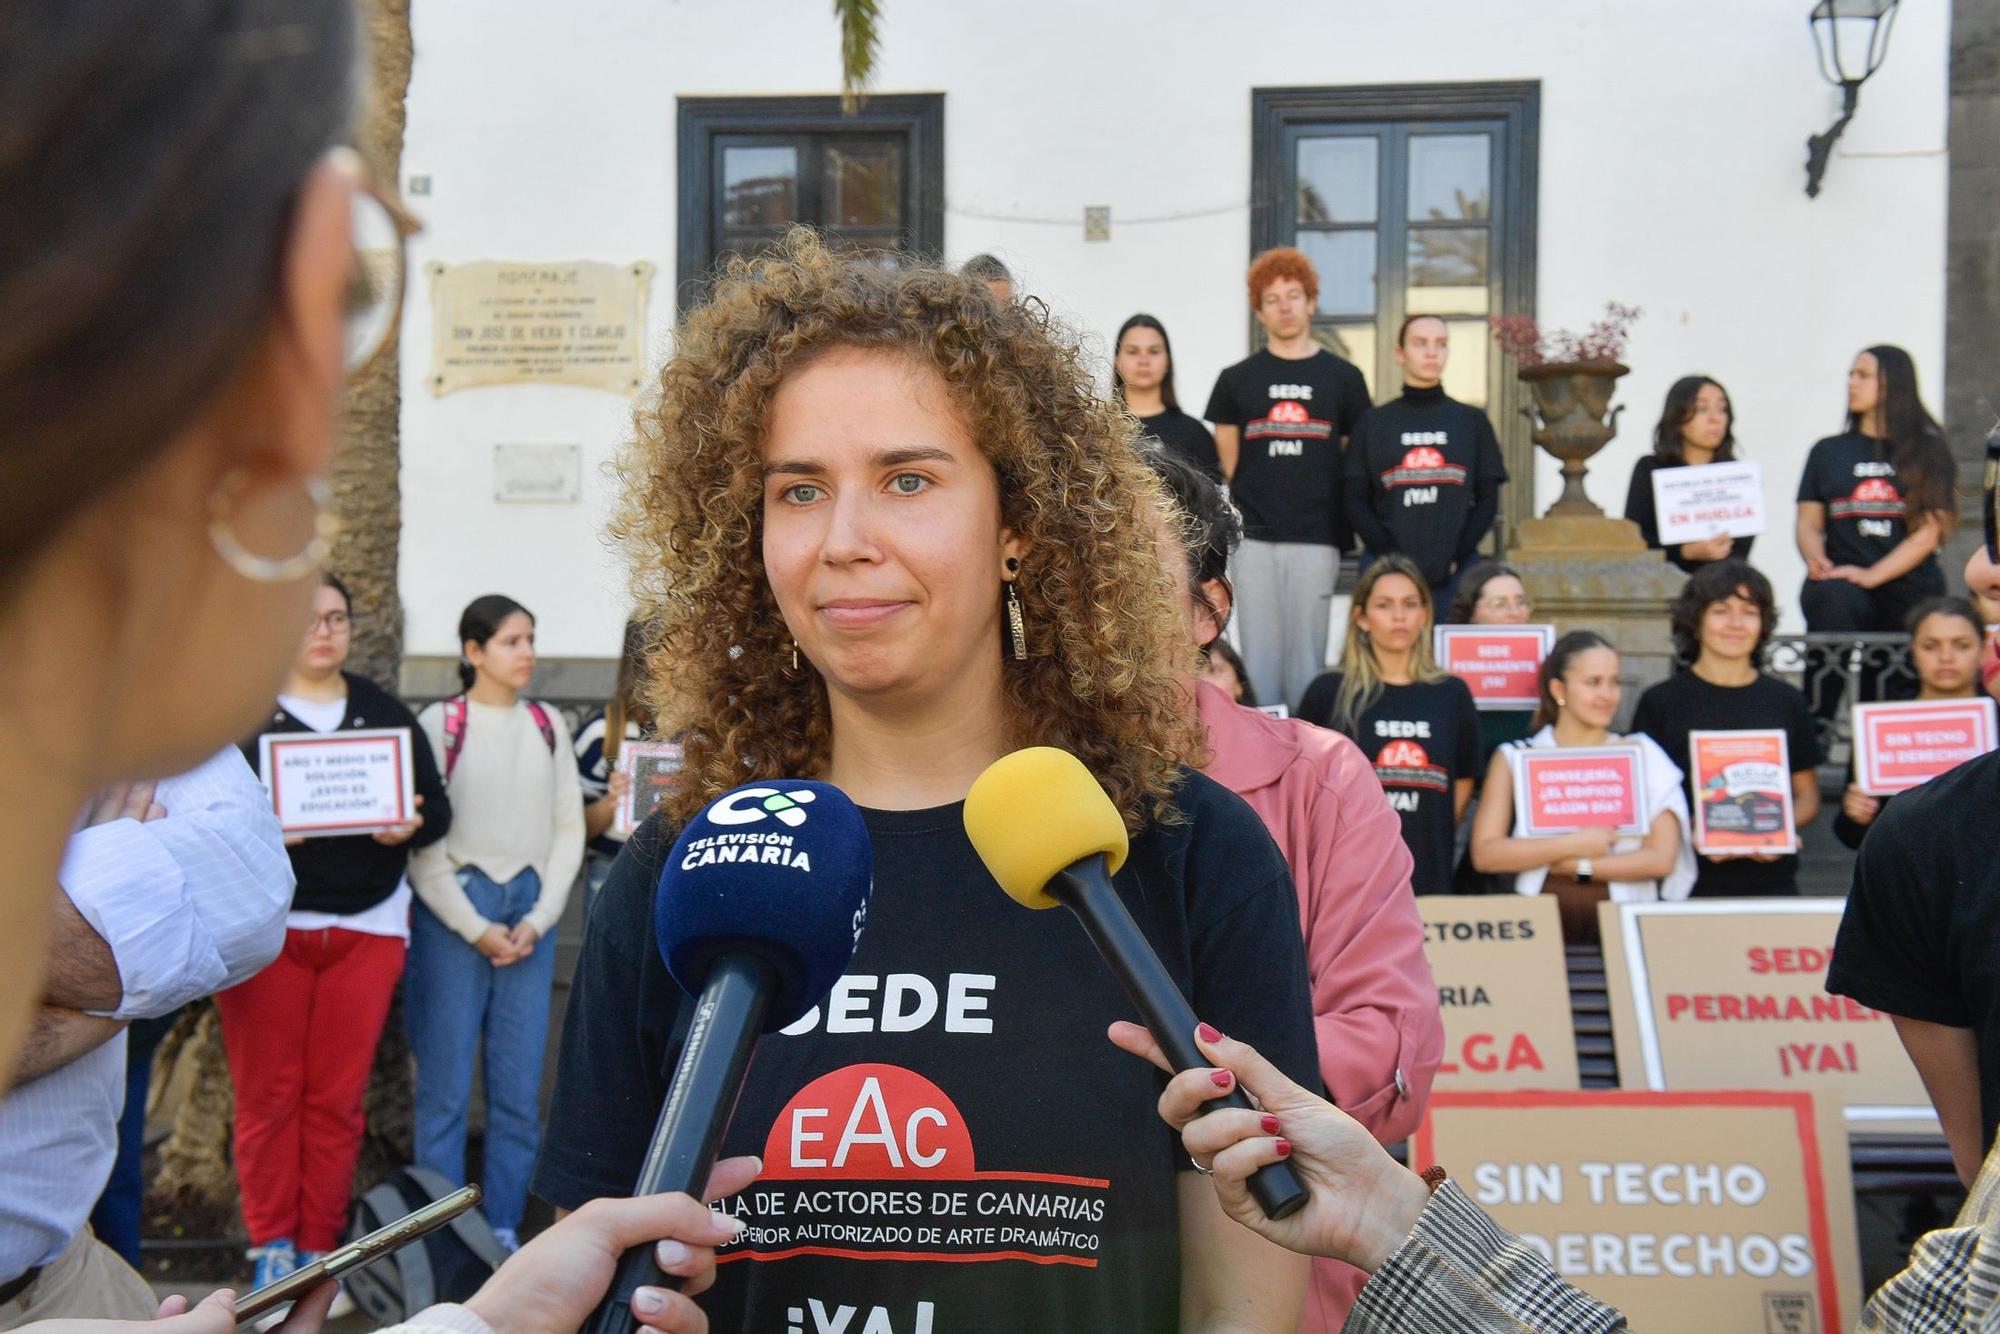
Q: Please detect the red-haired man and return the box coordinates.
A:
[1204,248,1372,712]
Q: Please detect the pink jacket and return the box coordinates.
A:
[1197,681,1444,1332]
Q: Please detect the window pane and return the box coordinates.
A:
[1407,134,1490,221]
[1406,227,1488,314]
[1440,319,1490,407]
[722,146,798,229]
[1318,323,1378,399]
[827,143,902,229]
[1294,229,1376,317]
[1296,136,1377,224]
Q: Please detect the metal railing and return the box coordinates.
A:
[1762,631,1920,784]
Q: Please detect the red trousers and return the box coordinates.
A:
[215,927,405,1251]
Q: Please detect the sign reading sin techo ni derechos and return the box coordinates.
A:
[1419,895,1580,1091]
[1435,624,1554,711]
[1510,745,1649,836]
[1598,899,1938,1136]
[1650,459,1767,544]
[258,728,414,837]
[1414,1089,1860,1333]
[1850,697,1998,795]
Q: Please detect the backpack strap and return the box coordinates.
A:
[442,696,469,783]
[525,700,556,754]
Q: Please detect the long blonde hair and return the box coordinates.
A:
[1329,555,1445,735]
[612,230,1200,834]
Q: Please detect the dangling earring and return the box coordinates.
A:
[791,642,800,672]
[1004,559,1027,661]
[208,472,338,583]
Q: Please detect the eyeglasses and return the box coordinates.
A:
[345,177,422,376]
[309,611,352,634]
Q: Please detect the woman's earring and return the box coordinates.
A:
[208,472,337,583]
[1003,578,1028,661]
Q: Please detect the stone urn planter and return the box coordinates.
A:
[1517,360,1629,517]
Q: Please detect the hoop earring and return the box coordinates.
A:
[1004,579,1027,661]
[207,472,337,583]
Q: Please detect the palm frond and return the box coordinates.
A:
[834,0,881,114]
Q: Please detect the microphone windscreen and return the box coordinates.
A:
[655,781,872,1031]
[963,747,1129,909]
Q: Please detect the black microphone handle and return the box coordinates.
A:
[582,954,774,1334]
[1051,856,1309,1222]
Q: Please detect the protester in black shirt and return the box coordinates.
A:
[1796,345,1956,720]
[1623,375,1756,574]
[1296,556,1479,896]
[1630,561,1822,896]
[1116,313,1219,481]
[537,237,1318,1332]
[1342,316,1505,600]
[1834,596,1986,849]
[1204,247,1372,710]
[1444,562,1539,893]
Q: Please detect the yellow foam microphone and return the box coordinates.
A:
[963,746,1307,1221]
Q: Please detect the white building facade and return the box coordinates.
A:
[392,0,1963,687]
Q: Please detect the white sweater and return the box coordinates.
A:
[408,699,585,943]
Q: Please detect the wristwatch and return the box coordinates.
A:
[1575,858,1594,884]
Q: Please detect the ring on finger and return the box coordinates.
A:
[1189,1155,1214,1176]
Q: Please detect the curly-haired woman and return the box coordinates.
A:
[536,232,1319,1331]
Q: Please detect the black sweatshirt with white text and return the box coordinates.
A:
[1342,383,1507,585]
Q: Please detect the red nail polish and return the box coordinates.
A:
[1210,1069,1233,1089]
[1197,1022,1223,1044]
[1275,1139,1293,1157]
[1261,1114,1281,1135]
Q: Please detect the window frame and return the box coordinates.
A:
[1251,82,1541,538]
[677,94,946,312]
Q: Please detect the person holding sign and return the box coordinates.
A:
[1114,1020,2000,1334]
[408,594,584,1253]
[1796,346,1956,721]
[1297,557,1480,897]
[1341,315,1507,601]
[1630,561,1821,896]
[1834,596,1987,849]
[1622,376,1755,574]
[223,574,451,1294]
[1471,633,1694,942]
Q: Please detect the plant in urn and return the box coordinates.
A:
[1490,304,1641,517]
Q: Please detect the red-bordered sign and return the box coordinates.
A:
[1851,698,1997,795]
[1511,745,1648,836]
[1435,625,1554,711]
[259,727,414,836]
[1688,729,1797,855]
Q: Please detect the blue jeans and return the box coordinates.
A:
[405,867,557,1230]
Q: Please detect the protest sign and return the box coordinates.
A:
[1851,698,1997,796]
[1651,460,1766,544]
[616,740,685,834]
[1511,745,1649,836]
[1419,896,1579,1091]
[1600,899,1937,1135]
[1435,624,1554,711]
[259,728,415,837]
[1689,730,1797,856]
[1414,1089,1860,1332]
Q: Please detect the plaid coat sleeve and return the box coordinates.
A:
[1857,1139,2000,1333]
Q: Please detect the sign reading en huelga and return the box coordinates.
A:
[1419,895,1580,1091]
[1650,459,1766,544]
[1415,1089,1860,1332]
[258,727,415,838]
[1598,899,1938,1136]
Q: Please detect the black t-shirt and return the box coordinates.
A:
[1294,674,1480,896]
[1341,385,1507,585]
[1623,455,1757,575]
[534,771,1321,1333]
[1203,348,1371,546]
[1828,748,2000,1159]
[1630,670,1823,897]
[1795,432,1937,573]
[1138,409,1221,482]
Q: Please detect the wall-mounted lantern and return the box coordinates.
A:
[1805,0,1900,198]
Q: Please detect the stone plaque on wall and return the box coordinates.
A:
[493,444,580,503]
[427,260,655,396]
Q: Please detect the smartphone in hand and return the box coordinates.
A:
[234,1185,482,1324]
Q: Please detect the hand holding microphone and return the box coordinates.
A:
[963,747,1308,1221]
[584,781,873,1333]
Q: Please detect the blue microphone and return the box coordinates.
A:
[585,781,872,1333]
